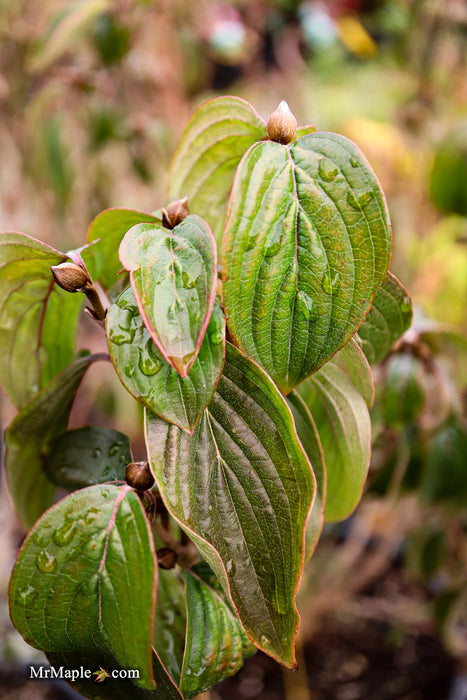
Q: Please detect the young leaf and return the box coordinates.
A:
[106,287,225,432]
[0,232,82,408]
[4,354,102,529]
[85,207,162,290]
[9,484,157,691]
[44,426,131,491]
[119,216,217,377]
[145,344,315,668]
[168,96,266,243]
[286,391,326,561]
[356,271,412,365]
[299,363,371,523]
[223,133,392,393]
[180,565,256,699]
[330,338,375,408]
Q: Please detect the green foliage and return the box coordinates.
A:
[2,96,414,699]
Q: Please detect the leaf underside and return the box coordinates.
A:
[223,133,392,393]
[168,96,266,245]
[4,354,99,529]
[119,216,217,376]
[299,362,371,522]
[107,286,225,433]
[0,232,82,408]
[145,343,315,668]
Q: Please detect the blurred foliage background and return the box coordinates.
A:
[1,0,467,698]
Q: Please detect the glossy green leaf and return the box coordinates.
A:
[119,216,217,377]
[382,353,426,428]
[4,354,102,529]
[0,232,82,408]
[106,287,225,433]
[331,338,375,408]
[356,271,412,365]
[223,133,392,394]
[145,344,315,668]
[168,96,266,244]
[180,564,256,699]
[85,208,161,290]
[9,484,157,691]
[286,391,326,561]
[44,426,131,491]
[300,363,371,522]
[421,419,467,506]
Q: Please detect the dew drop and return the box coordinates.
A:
[139,337,163,376]
[182,270,196,289]
[401,295,411,312]
[108,441,123,457]
[331,271,340,291]
[350,156,359,168]
[321,272,332,295]
[101,489,110,499]
[53,521,77,546]
[93,448,101,459]
[167,298,184,321]
[107,309,137,345]
[296,290,317,322]
[18,584,36,604]
[346,191,360,210]
[210,330,224,345]
[259,634,271,648]
[318,159,339,182]
[36,550,57,574]
[358,190,373,207]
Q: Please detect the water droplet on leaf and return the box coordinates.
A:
[53,521,77,546]
[350,156,359,168]
[347,191,360,210]
[139,337,163,376]
[93,448,101,459]
[36,550,57,573]
[18,585,36,604]
[318,159,339,182]
[321,272,332,295]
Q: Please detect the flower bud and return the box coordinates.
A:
[266,101,297,145]
[50,262,91,293]
[157,547,178,570]
[162,196,189,229]
[125,461,155,491]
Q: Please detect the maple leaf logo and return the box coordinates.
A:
[93,667,109,683]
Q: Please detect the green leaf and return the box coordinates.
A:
[180,565,256,699]
[4,354,101,529]
[107,287,225,433]
[168,96,266,244]
[356,271,412,365]
[145,343,315,667]
[331,338,375,408]
[299,363,371,522]
[44,426,131,491]
[9,484,157,691]
[153,569,187,685]
[85,208,161,290]
[286,391,326,561]
[421,419,467,506]
[119,216,217,377]
[223,133,392,394]
[0,232,82,408]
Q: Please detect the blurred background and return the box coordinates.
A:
[0,0,467,698]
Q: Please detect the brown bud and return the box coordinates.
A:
[266,100,297,145]
[51,262,91,293]
[157,547,178,570]
[162,196,189,229]
[125,461,155,491]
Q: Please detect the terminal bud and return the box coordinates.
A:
[266,101,297,145]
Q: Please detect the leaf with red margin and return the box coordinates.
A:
[298,363,371,523]
[0,232,82,408]
[286,391,326,561]
[119,216,217,377]
[4,353,106,530]
[85,207,162,290]
[9,485,158,692]
[145,343,315,668]
[330,337,375,408]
